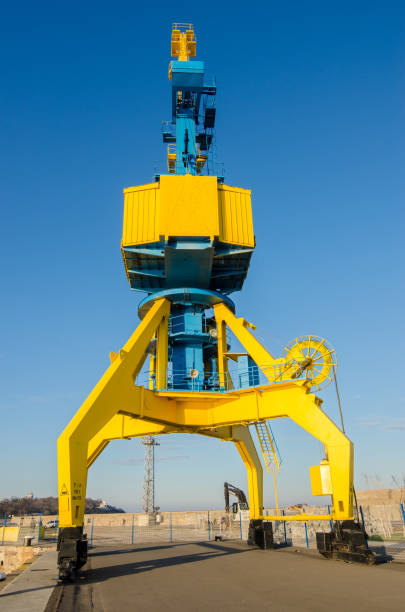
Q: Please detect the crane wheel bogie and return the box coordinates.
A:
[248,520,274,549]
[316,521,376,564]
[57,527,88,580]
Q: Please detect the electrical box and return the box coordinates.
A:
[310,460,332,496]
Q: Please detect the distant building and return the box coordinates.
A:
[94,500,124,513]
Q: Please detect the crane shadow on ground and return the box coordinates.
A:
[89,543,187,558]
[84,542,254,583]
[367,545,394,562]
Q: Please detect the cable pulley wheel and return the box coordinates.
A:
[283,335,337,391]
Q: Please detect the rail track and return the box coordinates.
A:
[45,576,94,612]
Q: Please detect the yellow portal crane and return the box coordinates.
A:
[56,24,374,578]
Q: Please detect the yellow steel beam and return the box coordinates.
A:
[197,425,262,518]
[216,318,228,389]
[156,311,169,389]
[104,382,352,521]
[87,419,263,520]
[232,426,263,518]
[87,414,175,468]
[214,303,280,383]
[149,334,156,390]
[57,297,170,528]
[58,298,353,528]
[262,514,332,522]
[213,303,299,383]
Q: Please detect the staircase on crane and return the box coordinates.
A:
[254,421,280,472]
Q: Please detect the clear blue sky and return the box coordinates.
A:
[1,1,403,512]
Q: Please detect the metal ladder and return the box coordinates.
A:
[254,421,280,472]
[254,421,282,513]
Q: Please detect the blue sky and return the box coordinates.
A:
[1,1,403,512]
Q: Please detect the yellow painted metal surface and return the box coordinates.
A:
[159,175,219,238]
[262,514,332,522]
[214,303,335,389]
[167,144,176,172]
[1,526,19,542]
[196,154,207,173]
[218,184,254,247]
[310,460,333,496]
[57,298,171,528]
[122,183,160,245]
[0,525,45,542]
[155,312,169,389]
[232,426,263,519]
[171,25,196,60]
[58,295,354,529]
[122,176,254,247]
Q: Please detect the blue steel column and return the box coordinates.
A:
[129,26,254,393]
[176,115,197,175]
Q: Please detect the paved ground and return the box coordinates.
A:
[56,542,405,612]
[0,551,57,612]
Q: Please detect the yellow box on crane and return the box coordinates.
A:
[310,460,333,496]
[122,174,254,247]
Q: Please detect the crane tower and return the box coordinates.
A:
[142,436,159,515]
[56,24,374,578]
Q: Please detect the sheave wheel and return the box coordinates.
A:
[283,335,337,391]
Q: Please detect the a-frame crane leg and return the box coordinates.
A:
[213,302,375,560]
[206,425,272,548]
[56,298,170,578]
[213,302,354,520]
[231,426,263,519]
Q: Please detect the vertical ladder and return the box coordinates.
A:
[254,421,280,472]
[254,421,281,514]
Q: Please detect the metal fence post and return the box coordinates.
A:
[1,513,6,545]
[282,509,287,545]
[37,512,42,544]
[239,512,242,540]
[303,506,309,548]
[304,522,309,548]
[359,505,368,548]
[170,512,173,543]
[131,513,134,545]
[207,511,211,541]
[328,505,333,530]
[90,516,94,548]
[400,503,405,533]
[54,518,58,542]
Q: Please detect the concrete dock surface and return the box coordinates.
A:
[56,541,405,611]
[0,550,57,612]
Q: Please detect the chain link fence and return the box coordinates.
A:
[82,511,246,547]
[3,505,405,562]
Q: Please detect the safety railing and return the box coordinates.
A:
[0,513,44,546]
[172,23,194,32]
[162,157,224,179]
[169,314,212,335]
[136,359,313,392]
[168,314,230,342]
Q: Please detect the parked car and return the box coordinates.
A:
[45,520,59,529]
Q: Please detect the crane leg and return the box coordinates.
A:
[232,426,273,549]
[200,425,272,549]
[56,298,170,579]
[213,303,374,562]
